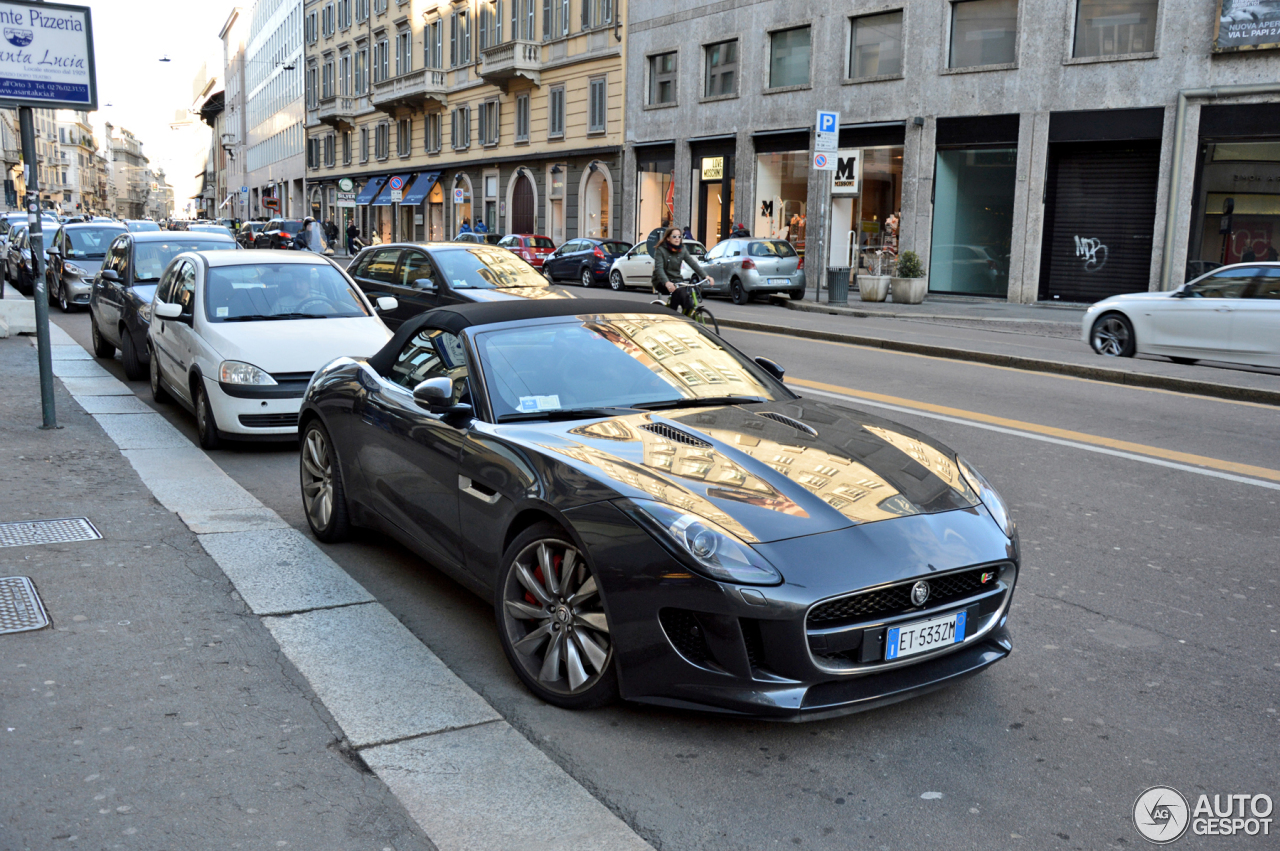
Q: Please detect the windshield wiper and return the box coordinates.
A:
[220,312,329,322]
[497,406,641,423]
[634,396,767,410]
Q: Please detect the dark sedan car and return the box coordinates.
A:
[4,224,41,294]
[46,222,128,312]
[541,238,633,288]
[346,241,570,330]
[237,221,265,248]
[88,231,237,379]
[298,299,1018,717]
[254,219,305,250]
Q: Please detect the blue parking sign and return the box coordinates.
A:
[818,111,838,134]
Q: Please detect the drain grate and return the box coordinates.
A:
[0,577,50,634]
[0,518,102,548]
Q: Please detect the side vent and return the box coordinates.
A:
[757,411,818,437]
[640,422,713,448]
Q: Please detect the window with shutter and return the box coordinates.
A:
[589,77,606,133]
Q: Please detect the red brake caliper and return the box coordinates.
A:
[525,554,562,606]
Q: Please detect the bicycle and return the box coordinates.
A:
[651,278,719,335]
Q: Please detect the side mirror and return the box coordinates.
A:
[413,377,456,413]
[754,356,785,381]
[100,269,120,282]
[412,278,436,292]
[153,302,183,321]
[375,296,398,312]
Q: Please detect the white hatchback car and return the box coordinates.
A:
[1083,263,1280,368]
[607,239,706,291]
[147,250,396,448]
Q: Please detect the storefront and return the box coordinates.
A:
[1188,103,1280,281]
[354,176,387,241]
[370,173,411,242]
[929,115,1019,297]
[690,136,736,248]
[335,178,357,236]
[398,171,441,243]
[450,174,474,237]
[831,123,905,273]
[634,144,674,244]
[752,130,809,256]
[1038,108,1163,302]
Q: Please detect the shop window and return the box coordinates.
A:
[831,147,904,271]
[548,86,565,138]
[648,52,677,105]
[588,77,607,134]
[768,26,811,89]
[635,156,674,242]
[704,40,738,97]
[1073,0,1157,57]
[949,0,1018,68]
[930,148,1017,296]
[850,11,903,79]
[754,151,808,254]
[516,93,530,142]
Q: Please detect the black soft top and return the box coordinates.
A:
[366,299,676,376]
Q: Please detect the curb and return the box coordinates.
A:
[781,298,1080,326]
[717,317,1280,407]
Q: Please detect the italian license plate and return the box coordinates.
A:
[768,277,790,286]
[885,611,967,661]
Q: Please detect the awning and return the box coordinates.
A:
[354,175,387,205]
[372,173,413,206]
[399,171,440,206]
[219,192,234,209]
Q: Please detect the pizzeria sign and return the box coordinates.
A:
[0,1,97,110]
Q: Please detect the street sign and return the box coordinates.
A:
[336,191,356,207]
[832,150,861,194]
[389,190,402,203]
[0,1,98,110]
[815,110,839,153]
[453,188,465,204]
[388,175,406,191]
[813,152,835,172]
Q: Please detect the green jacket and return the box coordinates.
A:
[652,242,706,289]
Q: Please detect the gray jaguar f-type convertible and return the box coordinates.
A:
[298,299,1018,718]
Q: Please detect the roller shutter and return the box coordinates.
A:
[1038,141,1160,302]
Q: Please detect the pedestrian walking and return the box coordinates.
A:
[460,218,472,235]
[475,219,488,234]
[346,221,359,254]
[682,225,693,240]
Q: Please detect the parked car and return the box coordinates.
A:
[497,233,555,268]
[189,224,236,240]
[88,231,238,380]
[454,232,504,245]
[3,224,34,293]
[237,221,265,249]
[347,242,569,329]
[46,222,128,312]
[541,238,633,287]
[253,219,306,250]
[1084,262,1280,368]
[125,220,162,233]
[701,238,806,304]
[609,239,707,291]
[297,298,1018,716]
[146,251,397,448]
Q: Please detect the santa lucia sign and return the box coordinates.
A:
[0,1,96,110]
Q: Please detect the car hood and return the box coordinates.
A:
[202,316,393,372]
[462,287,574,302]
[67,257,106,275]
[497,398,982,544]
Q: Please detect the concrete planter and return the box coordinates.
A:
[859,275,890,302]
[891,277,928,305]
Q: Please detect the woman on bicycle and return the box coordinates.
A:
[652,227,710,314]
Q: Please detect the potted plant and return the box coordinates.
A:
[858,250,891,302]
[891,251,927,304]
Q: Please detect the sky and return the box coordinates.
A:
[81,0,241,207]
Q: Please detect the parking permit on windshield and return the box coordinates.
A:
[518,395,561,412]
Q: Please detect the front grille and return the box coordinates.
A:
[640,422,712,448]
[808,566,996,627]
[238,413,300,429]
[270,371,314,383]
[757,411,817,437]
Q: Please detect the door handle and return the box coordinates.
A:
[458,475,500,504]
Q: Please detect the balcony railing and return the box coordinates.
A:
[480,40,542,89]
[370,69,448,111]
[316,95,362,130]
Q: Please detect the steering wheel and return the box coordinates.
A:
[296,297,333,314]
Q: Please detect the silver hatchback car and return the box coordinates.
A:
[700,238,806,304]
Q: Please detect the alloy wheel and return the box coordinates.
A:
[610,271,624,291]
[581,269,593,288]
[501,538,612,696]
[300,427,335,531]
[1092,316,1130,357]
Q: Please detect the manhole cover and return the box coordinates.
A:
[0,577,49,634]
[0,518,102,548]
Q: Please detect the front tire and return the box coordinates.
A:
[120,327,144,381]
[90,316,115,358]
[56,279,72,312]
[300,420,351,542]
[194,381,222,450]
[609,271,625,291]
[691,305,719,335]
[149,348,171,403]
[730,278,748,305]
[496,522,618,710]
[1090,312,1135,358]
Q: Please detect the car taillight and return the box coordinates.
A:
[797,255,805,269]
[593,246,606,259]
[521,249,533,260]
[741,258,756,270]
[280,231,291,238]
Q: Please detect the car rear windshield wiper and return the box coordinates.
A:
[634,396,767,410]
[497,406,641,423]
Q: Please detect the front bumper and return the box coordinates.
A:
[64,276,92,303]
[204,374,304,438]
[566,501,1017,719]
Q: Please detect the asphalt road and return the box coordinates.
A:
[51,301,1279,851]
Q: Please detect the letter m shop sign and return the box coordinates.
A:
[0,1,97,110]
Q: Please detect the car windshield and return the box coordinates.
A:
[527,237,554,248]
[127,221,161,232]
[434,247,548,289]
[204,262,371,322]
[274,220,305,232]
[134,240,234,282]
[474,314,787,421]
[66,228,125,259]
[748,240,797,258]
[600,241,631,255]
[190,225,235,239]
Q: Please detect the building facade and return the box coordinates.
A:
[246,0,305,218]
[110,126,151,219]
[303,0,625,246]
[624,0,1280,304]
[56,111,99,214]
[221,7,251,222]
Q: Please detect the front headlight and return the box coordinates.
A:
[626,500,782,586]
[64,262,86,276]
[138,302,152,323]
[958,457,1014,539]
[218,360,277,385]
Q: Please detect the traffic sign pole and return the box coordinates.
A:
[20,106,56,429]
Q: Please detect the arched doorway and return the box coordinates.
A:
[511,173,535,234]
[578,164,612,239]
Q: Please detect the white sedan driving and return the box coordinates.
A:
[146,250,396,448]
[1083,263,1280,368]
